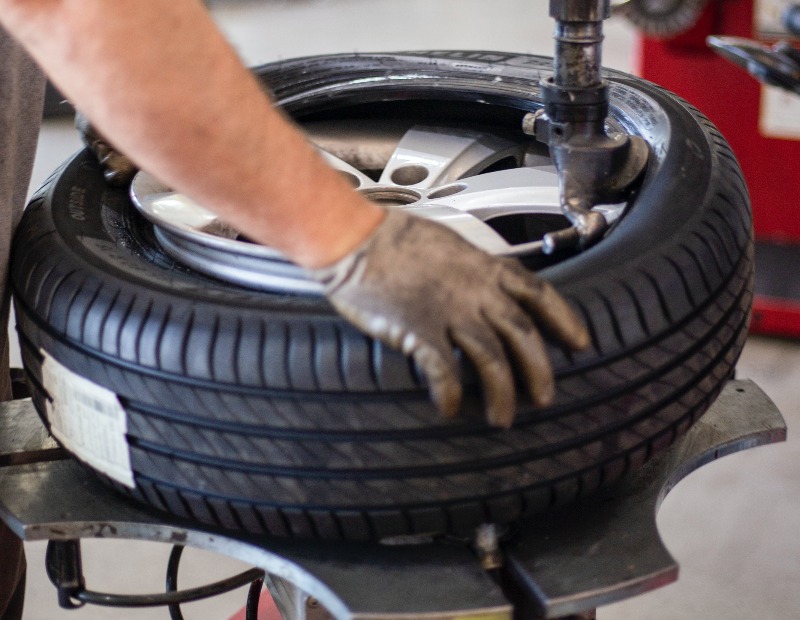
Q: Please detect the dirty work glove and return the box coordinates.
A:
[311,209,590,428]
[75,111,138,187]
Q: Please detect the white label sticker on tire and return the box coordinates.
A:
[41,351,135,488]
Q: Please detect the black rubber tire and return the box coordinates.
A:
[42,80,74,118]
[11,51,753,541]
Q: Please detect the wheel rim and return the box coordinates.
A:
[130,120,625,295]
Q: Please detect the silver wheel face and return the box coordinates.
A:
[130,120,625,295]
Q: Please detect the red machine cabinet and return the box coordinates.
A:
[636,0,800,336]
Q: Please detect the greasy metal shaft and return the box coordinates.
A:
[550,0,610,89]
[553,21,604,88]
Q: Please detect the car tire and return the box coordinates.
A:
[11,51,753,540]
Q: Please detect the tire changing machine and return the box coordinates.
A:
[627,0,800,337]
[0,2,788,618]
[0,384,784,619]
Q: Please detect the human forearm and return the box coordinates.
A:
[0,0,383,267]
[0,1,590,424]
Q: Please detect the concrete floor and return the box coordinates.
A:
[13,1,800,618]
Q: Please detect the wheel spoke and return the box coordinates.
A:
[318,150,377,190]
[403,204,517,255]
[423,167,626,224]
[423,168,562,220]
[378,126,525,189]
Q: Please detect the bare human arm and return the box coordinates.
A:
[0,0,385,269]
[0,0,589,425]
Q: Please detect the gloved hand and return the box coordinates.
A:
[311,209,590,428]
[75,111,138,187]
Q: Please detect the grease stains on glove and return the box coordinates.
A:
[312,209,590,428]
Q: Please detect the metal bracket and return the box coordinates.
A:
[708,35,800,95]
[0,380,786,619]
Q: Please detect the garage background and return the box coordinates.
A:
[15,1,800,618]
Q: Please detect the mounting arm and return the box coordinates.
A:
[525,0,649,253]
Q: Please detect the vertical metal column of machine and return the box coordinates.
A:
[627,0,800,337]
[526,0,648,253]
